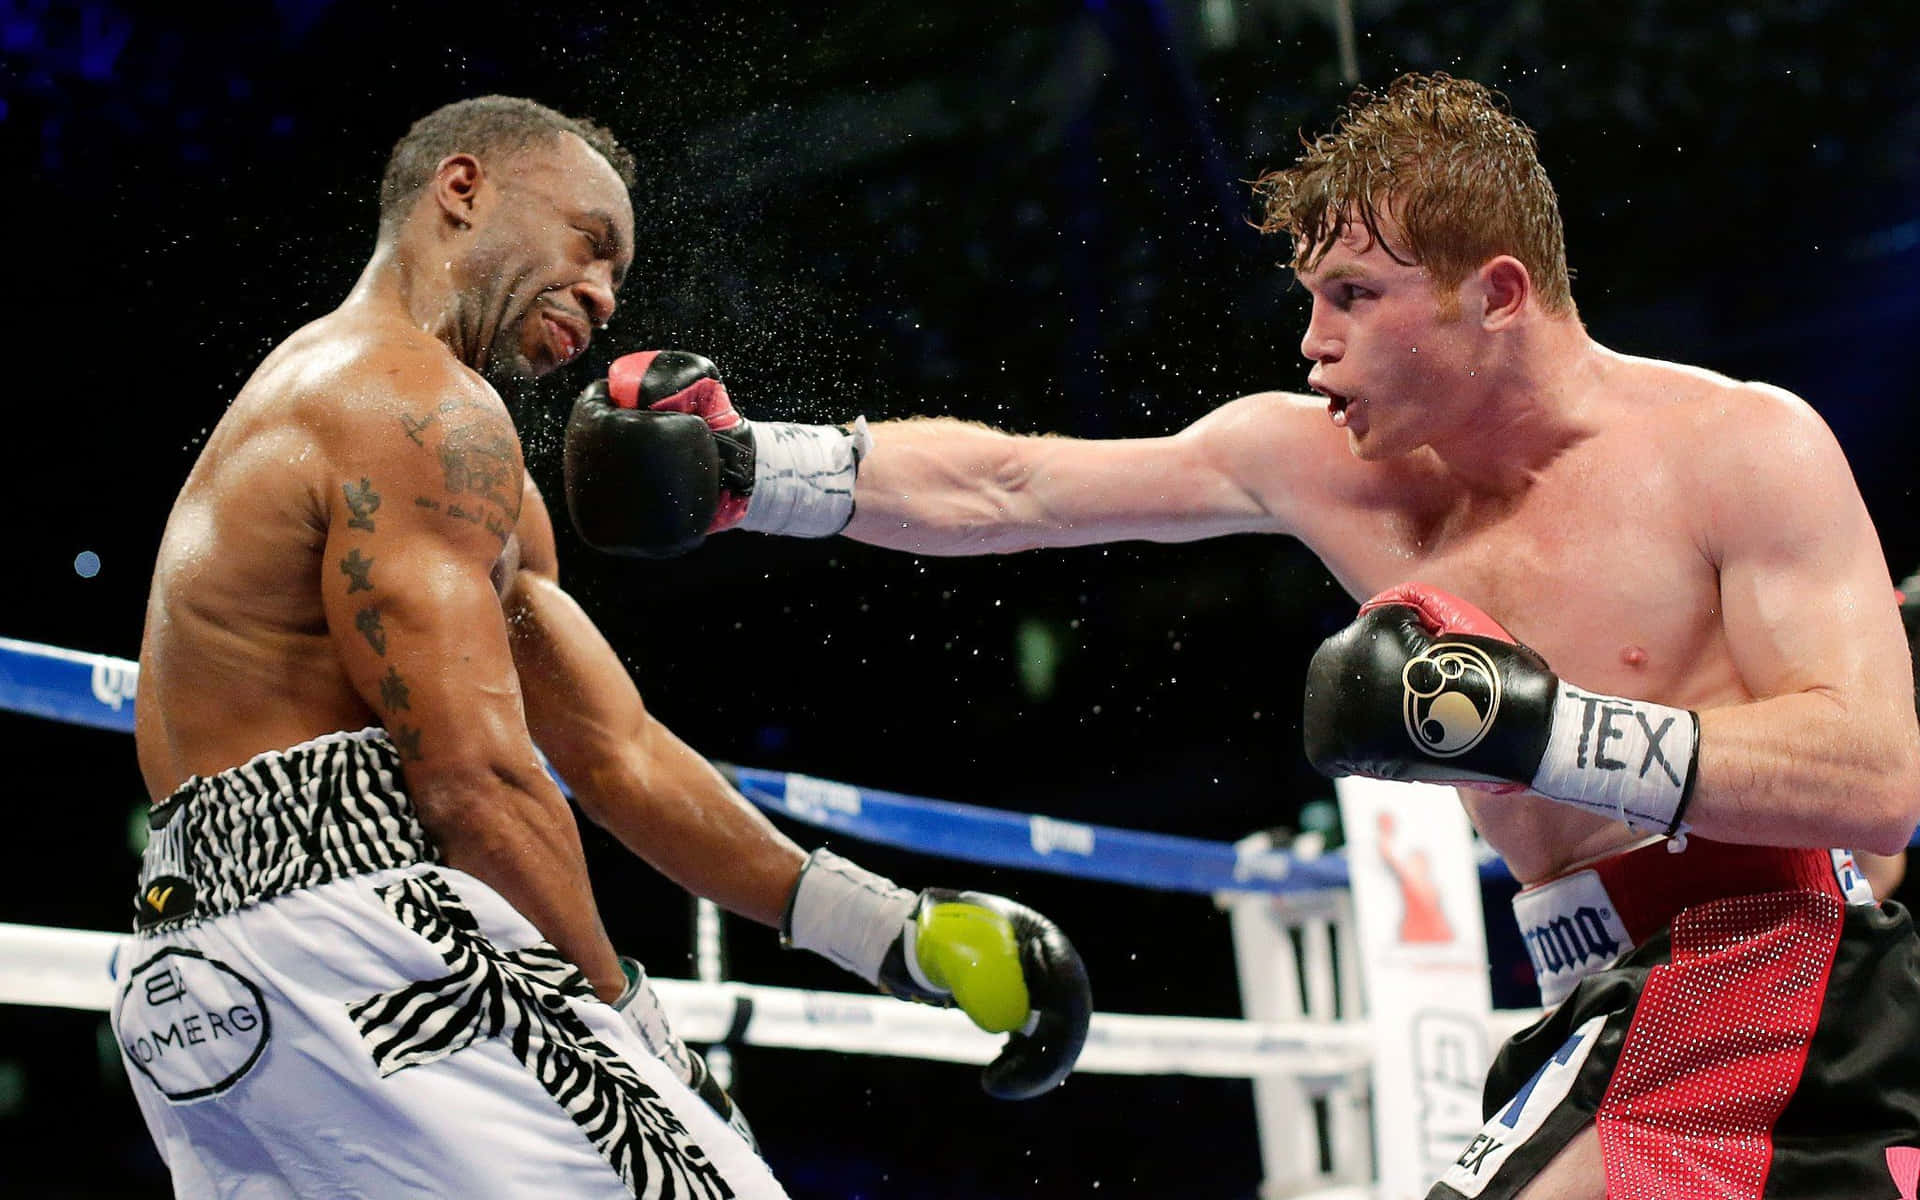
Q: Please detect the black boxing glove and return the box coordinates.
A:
[782,849,1091,1100]
[1303,583,1700,839]
[562,350,868,558]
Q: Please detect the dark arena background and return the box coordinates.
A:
[3,1,1916,1196]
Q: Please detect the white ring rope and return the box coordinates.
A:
[0,632,1545,1195]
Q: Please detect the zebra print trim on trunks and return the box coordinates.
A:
[136,728,435,931]
[349,873,737,1200]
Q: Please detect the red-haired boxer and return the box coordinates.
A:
[116,96,1088,1200]
[570,74,1920,1197]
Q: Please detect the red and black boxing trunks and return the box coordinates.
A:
[1430,837,1920,1198]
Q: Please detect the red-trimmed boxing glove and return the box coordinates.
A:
[563,350,870,558]
[1303,583,1700,838]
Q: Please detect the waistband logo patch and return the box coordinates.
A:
[135,875,196,929]
[114,947,270,1102]
[1831,848,1877,907]
[1511,869,1634,1006]
[1522,905,1624,979]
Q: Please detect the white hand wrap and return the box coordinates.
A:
[737,417,871,538]
[612,956,694,1085]
[1529,683,1699,838]
[783,848,917,985]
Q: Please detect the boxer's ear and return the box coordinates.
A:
[1477,255,1530,330]
[430,153,483,230]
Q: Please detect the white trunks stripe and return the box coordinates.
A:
[350,874,737,1199]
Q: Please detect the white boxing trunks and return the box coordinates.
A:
[111,727,787,1199]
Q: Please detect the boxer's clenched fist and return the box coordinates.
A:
[782,849,1091,1100]
[564,350,869,557]
[1304,582,1700,838]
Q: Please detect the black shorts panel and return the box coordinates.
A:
[1428,899,1920,1198]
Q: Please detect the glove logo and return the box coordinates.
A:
[1402,642,1502,758]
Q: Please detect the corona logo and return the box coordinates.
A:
[1402,642,1502,758]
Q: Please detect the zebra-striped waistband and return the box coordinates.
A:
[133,728,440,931]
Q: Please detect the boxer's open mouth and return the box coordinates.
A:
[1313,385,1355,427]
[542,312,588,363]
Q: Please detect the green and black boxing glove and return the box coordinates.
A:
[782,849,1092,1100]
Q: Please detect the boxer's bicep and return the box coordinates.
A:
[320,395,539,777]
[1003,390,1332,543]
[1710,388,1907,711]
[513,473,560,582]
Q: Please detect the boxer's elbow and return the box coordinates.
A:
[407,752,570,859]
[1845,722,1920,854]
[1865,739,1920,855]
[1860,812,1918,858]
[564,717,667,827]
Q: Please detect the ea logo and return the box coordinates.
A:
[1402,642,1502,757]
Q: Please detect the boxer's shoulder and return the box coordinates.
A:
[1601,350,1818,440]
[1584,353,1841,514]
[230,321,526,544]
[265,330,511,469]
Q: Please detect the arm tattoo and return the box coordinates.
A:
[400,413,438,446]
[343,478,382,532]
[439,423,522,544]
[378,666,411,712]
[354,606,388,656]
[389,724,423,762]
[439,426,517,507]
[339,549,375,594]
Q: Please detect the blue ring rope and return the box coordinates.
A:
[0,634,1520,895]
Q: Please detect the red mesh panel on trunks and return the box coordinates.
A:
[1596,889,1843,1197]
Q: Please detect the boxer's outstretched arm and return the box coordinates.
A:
[1690,386,1920,853]
[505,481,807,927]
[319,368,624,1000]
[507,488,1092,1095]
[841,392,1324,554]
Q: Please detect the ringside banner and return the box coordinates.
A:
[1338,777,1494,1197]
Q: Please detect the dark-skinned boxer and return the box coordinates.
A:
[115,96,1087,1200]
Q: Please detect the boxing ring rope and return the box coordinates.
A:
[0,634,1547,1195]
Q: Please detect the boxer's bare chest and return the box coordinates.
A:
[1307,428,1749,878]
[1323,434,1734,709]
